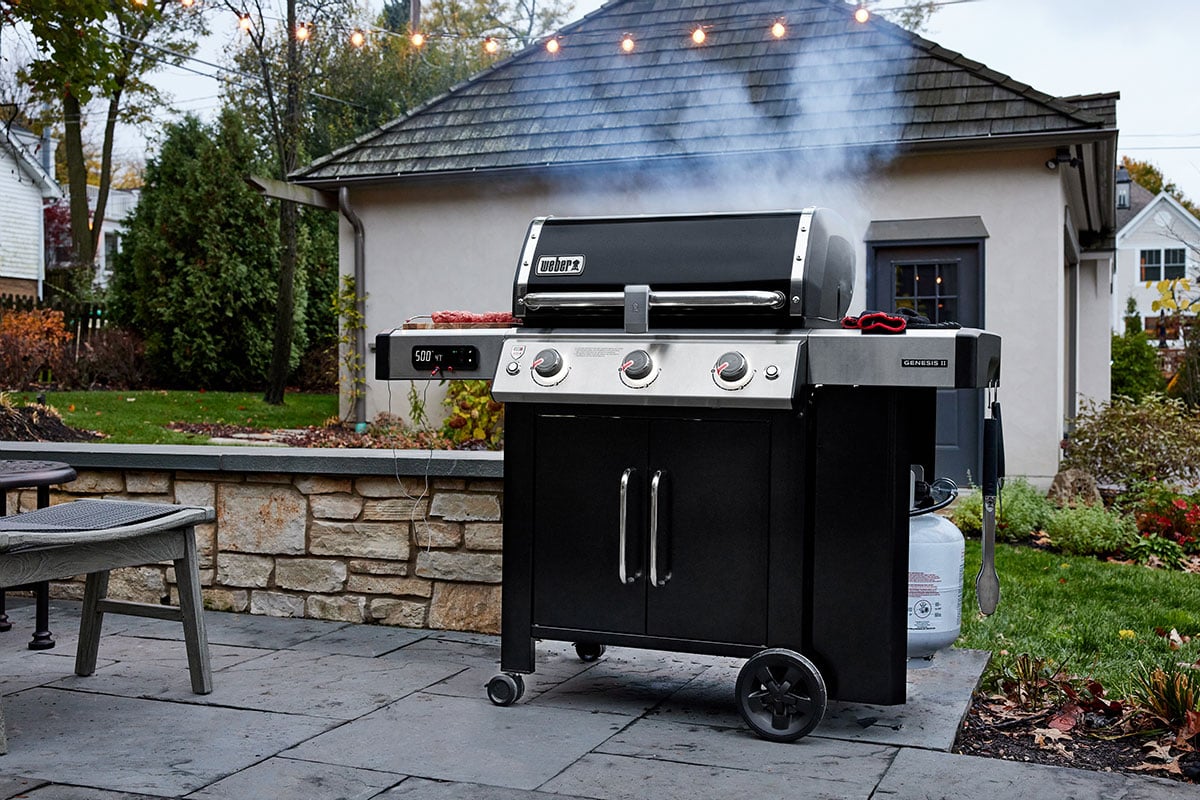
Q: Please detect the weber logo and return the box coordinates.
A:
[902,358,949,368]
[536,255,585,276]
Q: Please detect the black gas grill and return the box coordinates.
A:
[376,208,1001,741]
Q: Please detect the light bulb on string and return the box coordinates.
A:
[545,37,560,54]
[854,4,871,23]
[620,33,635,53]
[349,29,366,47]
[411,31,426,47]
[180,0,195,8]
[238,13,253,33]
[295,22,312,43]
[483,37,500,54]
[771,19,786,38]
[691,27,706,45]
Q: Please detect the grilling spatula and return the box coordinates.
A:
[975,400,1003,615]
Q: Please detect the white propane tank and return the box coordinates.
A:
[907,509,965,660]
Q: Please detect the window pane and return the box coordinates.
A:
[916,264,937,294]
[1141,250,1162,282]
[1165,248,1187,279]
[894,264,915,299]
[936,264,958,297]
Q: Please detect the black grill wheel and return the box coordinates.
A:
[735,648,827,742]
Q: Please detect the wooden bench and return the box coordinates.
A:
[0,500,214,754]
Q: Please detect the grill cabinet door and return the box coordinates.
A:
[532,415,647,635]
[531,413,770,647]
[645,419,769,645]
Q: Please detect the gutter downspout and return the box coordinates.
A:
[338,187,367,428]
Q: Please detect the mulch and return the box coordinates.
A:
[0,402,101,443]
[955,694,1200,783]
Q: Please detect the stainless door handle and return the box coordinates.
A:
[649,470,669,587]
[618,468,636,584]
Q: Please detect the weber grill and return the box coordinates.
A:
[376,208,1001,742]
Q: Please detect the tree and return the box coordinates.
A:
[877,1,940,33]
[1122,156,1199,217]
[109,112,283,389]
[8,1,208,267]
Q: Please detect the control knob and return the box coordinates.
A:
[714,351,748,382]
[532,348,563,378]
[620,350,654,380]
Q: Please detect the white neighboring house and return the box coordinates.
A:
[0,126,61,299]
[86,184,140,290]
[1113,167,1200,342]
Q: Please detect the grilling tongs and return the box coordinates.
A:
[975,397,1004,615]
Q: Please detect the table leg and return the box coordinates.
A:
[28,486,55,650]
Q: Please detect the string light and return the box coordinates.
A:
[620,33,635,53]
[545,37,560,54]
[771,19,787,38]
[483,36,500,54]
[410,31,426,47]
[349,29,366,47]
[691,27,706,45]
[180,0,195,8]
[238,13,252,33]
[854,5,871,23]
[295,21,312,42]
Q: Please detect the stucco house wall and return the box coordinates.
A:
[346,145,1098,482]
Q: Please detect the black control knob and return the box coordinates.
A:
[714,351,748,382]
[532,348,563,378]
[620,350,654,380]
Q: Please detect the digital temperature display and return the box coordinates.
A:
[410,345,480,373]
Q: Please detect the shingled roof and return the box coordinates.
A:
[293,0,1115,186]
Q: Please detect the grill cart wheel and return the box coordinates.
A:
[735,648,827,742]
[574,642,607,662]
[486,673,525,706]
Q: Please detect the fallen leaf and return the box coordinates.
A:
[1169,628,1185,651]
[1129,760,1182,775]
[1033,727,1072,745]
[1049,703,1082,732]
[1142,740,1174,762]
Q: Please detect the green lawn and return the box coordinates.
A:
[8,390,337,445]
[960,538,1200,697]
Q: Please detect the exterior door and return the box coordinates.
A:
[869,244,983,486]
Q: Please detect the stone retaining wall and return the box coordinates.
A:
[0,444,505,634]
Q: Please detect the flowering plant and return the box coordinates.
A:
[1124,482,1200,553]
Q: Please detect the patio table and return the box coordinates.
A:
[0,460,78,649]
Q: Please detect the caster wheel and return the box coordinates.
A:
[574,642,606,662]
[735,648,827,742]
[486,673,525,706]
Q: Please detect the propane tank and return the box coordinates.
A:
[908,474,965,660]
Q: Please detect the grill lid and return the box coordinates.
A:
[513,208,855,329]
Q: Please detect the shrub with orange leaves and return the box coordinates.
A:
[0,309,73,390]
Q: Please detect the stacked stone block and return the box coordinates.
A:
[2,468,504,634]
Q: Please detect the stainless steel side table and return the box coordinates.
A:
[0,459,78,649]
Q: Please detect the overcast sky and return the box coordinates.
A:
[143,0,1200,201]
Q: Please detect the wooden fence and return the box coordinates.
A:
[0,293,108,350]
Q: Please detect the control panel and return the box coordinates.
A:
[490,336,804,409]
